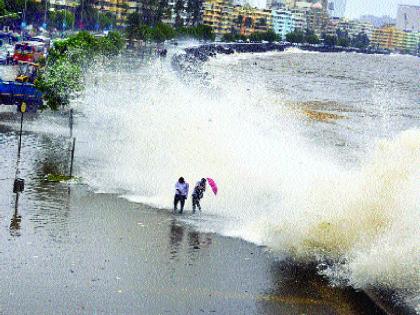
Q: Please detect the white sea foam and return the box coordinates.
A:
[75,54,420,307]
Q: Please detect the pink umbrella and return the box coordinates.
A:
[207,178,218,195]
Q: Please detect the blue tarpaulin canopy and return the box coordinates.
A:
[0,80,43,112]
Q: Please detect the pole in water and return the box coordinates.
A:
[13,103,26,196]
[69,137,76,178]
[69,109,73,138]
[17,102,26,159]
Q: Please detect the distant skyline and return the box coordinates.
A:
[345,0,420,18]
[252,0,420,19]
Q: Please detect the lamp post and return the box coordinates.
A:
[13,103,27,208]
[43,0,48,30]
[21,0,28,37]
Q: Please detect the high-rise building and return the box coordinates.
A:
[402,31,420,55]
[359,15,395,28]
[202,0,234,36]
[337,18,373,39]
[305,1,329,37]
[327,0,346,18]
[371,26,405,51]
[203,0,272,37]
[290,8,307,30]
[272,8,294,39]
[230,5,272,36]
[396,4,420,32]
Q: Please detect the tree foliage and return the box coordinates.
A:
[249,30,279,42]
[126,13,214,42]
[221,31,279,43]
[285,29,305,43]
[48,10,75,31]
[306,34,320,44]
[322,34,336,47]
[3,0,44,28]
[35,31,125,110]
[351,32,370,49]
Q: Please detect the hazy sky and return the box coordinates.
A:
[345,0,420,18]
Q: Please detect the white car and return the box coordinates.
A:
[0,51,8,64]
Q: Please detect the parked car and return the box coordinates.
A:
[0,51,8,64]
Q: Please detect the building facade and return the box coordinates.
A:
[230,6,272,37]
[96,0,137,24]
[306,2,328,37]
[202,0,234,36]
[402,31,420,54]
[396,4,420,32]
[327,0,346,18]
[203,0,272,37]
[272,8,294,39]
[371,26,405,51]
[337,18,373,39]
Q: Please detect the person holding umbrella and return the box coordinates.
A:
[192,178,207,213]
[192,177,218,213]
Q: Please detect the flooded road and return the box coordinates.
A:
[0,47,418,314]
[0,179,381,314]
[0,117,382,314]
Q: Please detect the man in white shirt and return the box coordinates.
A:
[174,177,189,214]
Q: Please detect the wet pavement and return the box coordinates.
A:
[0,177,384,314]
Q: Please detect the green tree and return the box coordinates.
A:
[186,0,201,26]
[174,0,184,27]
[98,12,116,30]
[337,37,350,47]
[306,34,320,44]
[126,12,141,40]
[48,10,75,31]
[322,34,336,46]
[0,0,6,15]
[5,0,43,26]
[155,0,168,24]
[336,28,350,47]
[285,29,305,43]
[75,0,97,29]
[222,33,237,42]
[141,0,159,26]
[351,32,370,49]
[249,30,279,42]
[36,31,124,110]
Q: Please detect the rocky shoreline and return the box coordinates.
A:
[182,42,390,62]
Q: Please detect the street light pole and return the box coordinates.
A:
[80,0,84,29]
[23,0,27,23]
[13,103,27,207]
[21,0,28,37]
[43,0,48,29]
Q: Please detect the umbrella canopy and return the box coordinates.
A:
[207,178,218,195]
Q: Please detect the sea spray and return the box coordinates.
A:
[246,130,420,287]
[73,53,419,307]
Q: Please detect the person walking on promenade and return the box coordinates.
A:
[192,178,207,213]
[174,177,189,214]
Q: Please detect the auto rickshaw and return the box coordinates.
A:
[15,61,40,83]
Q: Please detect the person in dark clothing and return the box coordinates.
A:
[192,178,206,213]
[174,177,189,214]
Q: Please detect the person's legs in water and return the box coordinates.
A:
[192,195,198,213]
[179,196,186,214]
[174,194,181,213]
[197,198,201,211]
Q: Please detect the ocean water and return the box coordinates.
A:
[2,47,419,311]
